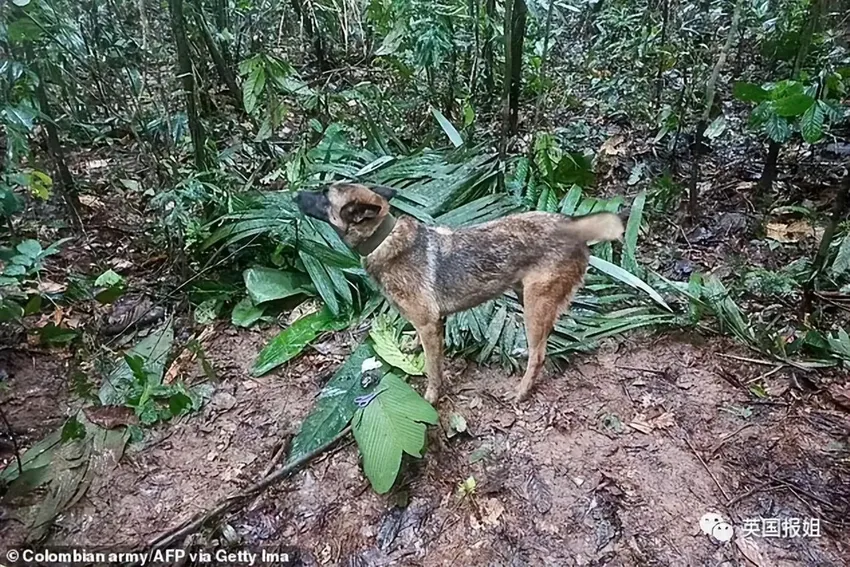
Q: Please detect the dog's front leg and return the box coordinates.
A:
[413,319,444,404]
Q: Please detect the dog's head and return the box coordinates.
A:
[294,182,397,247]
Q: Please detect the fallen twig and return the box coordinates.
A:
[143,425,352,552]
[679,431,732,504]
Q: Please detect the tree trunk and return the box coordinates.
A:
[654,0,669,108]
[482,0,496,98]
[444,17,457,120]
[793,0,823,78]
[497,0,514,190]
[32,57,82,229]
[688,0,743,219]
[759,139,780,193]
[193,6,242,105]
[530,0,555,134]
[169,0,208,171]
[508,0,527,136]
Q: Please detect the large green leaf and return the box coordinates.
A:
[733,82,770,103]
[243,65,266,114]
[773,93,815,117]
[430,106,464,148]
[800,102,825,144]
[243,267,311,305]
[764,115,792,143]
[99,320,174,405]
[352,373,439,494]
[622,191,646,273]
[252,307,348,376]
[231,297,265,327]
[831,236,850,277]
[370,315,424,375]
[287,342,385,465]
[588,256,672,312]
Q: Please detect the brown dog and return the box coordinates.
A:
[294,182,624,403]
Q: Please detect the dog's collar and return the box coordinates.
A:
[356,213,397,256]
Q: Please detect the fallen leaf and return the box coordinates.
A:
[600,135,627,156]
[447,413,468,438]
[829,383,850,410]
[479,497,505,527]
[629,414,653,434]
[650,411,676,429]
[765,220,823,243]
[524,472,552,514]
[37,280,66,294]
[78,194,105,210]
[83,406,139,429]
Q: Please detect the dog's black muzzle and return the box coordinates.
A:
[294,190,330,222]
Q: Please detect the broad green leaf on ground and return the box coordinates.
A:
[231,296,265,327]
[99,319,174,405]
[26,411,128,542]
[243,267,311,304]
[733,82,770,103]
[622,191,646,273]
[352,373,439,493]
[287,342,386,465]
[369,315,424,375]
[430,106,463,148]
[0,429,62,485]
[588,256,672,312]
[252,307,348,376]
[831,236,850,277]
[827,328,850,361]
[94,270,124,288]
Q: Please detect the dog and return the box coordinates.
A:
[294,182,624,404]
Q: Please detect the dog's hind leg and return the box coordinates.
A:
[515,266,584,402]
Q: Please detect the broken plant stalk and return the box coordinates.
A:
[143,425,352,552]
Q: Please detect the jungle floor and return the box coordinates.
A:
[2,133,850,566]
[3,322,850,566]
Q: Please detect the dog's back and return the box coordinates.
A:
[429,211,623,315]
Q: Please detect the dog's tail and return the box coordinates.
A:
[564,213,625,245]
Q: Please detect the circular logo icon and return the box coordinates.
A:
[699,512,734,542]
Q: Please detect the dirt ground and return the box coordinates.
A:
[2,325,848,567]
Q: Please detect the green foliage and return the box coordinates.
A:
[0,410,129,543]
[735,78,847,144]
[370,314,425,375]
[252,307,350,376]
[287,342,387,465]
[98,320,211,425]
[351,373,438,493]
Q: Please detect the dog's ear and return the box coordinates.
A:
[369,184,397,201]
[341,201,382,224]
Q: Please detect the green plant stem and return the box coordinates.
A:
[144,425,352,552]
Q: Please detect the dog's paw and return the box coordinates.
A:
[424,387,439,405]
[514,386,531,403]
